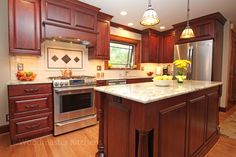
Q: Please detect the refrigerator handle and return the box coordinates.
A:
[188,46,193,80]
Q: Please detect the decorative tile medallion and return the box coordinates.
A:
[47,48,83,69]
[61,54,71,64]
[74,57,80,63]
[51,55,59,62]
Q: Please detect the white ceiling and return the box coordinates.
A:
[80,0,236,31]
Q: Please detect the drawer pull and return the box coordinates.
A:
[25,104,39,109]
[25,123,41,129]
[24,88,39,93]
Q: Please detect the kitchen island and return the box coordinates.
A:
[94,80,222,157]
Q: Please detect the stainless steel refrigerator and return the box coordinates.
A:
[174,39,213,81]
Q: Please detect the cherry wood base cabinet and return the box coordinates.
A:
[8,0,41,55]
[8,83,53,144]
[95,86,222,157]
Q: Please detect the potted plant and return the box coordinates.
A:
[173,60,191,83]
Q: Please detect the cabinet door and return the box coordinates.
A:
[194,20,214,38]
[96,19,110,59]
[162,34,174,63]
[141,30,160,63]
[45,1,72,25]
[159,102,187,157]
[149,34,159,63]
[73,9,97,32]
[188,95,207,156]
[9,0,41,55]
[206,91,219,140]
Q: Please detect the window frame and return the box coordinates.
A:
[105,35,141,70]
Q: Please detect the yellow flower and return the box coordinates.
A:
[173,60,191,69]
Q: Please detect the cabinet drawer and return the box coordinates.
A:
[8,84,52,97]
[9,94,52,118]
[16,116,50,134]
[11,113,52,142]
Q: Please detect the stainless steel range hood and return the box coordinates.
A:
[43,36,92,47]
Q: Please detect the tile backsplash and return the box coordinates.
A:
[9,40,173,81]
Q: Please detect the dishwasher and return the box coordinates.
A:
[107,79,127,86]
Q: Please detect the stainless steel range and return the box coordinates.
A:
[50,76,97,135]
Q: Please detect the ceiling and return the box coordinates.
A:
[80,0,236,31]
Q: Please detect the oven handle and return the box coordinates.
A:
[54,86,95,94]
[55,114,97,127]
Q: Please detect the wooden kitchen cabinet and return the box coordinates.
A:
[89,12,113,60]
[96,84,222,157]
[126,78,152,84]
[41,0,99,33]
[159,30,175,63]
[141,29,161,63]
[188,95,207,156]
[8,83,53,144]
[173,12,226,44]
[8,0,41,55]
[96,80,107,86]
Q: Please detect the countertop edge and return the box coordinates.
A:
[94,81,223,104]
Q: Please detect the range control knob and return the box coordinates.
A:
[60,82,64,87]
[54,82,59,87]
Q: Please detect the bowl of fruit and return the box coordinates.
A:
[16,71,37,81]
[153,75,173,87]
[147,71,154,76]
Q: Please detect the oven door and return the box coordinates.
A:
[54,86,96,122]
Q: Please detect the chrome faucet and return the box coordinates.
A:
[124,64,129,77]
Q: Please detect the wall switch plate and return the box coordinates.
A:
[97,65,102,71]
[17,63,24,71]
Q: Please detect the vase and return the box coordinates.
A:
[176,75,186,83]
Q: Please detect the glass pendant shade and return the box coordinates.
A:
[180,25,195,39]
[180,0,195,39]
[140,1,160,26]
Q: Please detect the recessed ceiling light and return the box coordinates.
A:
[120,11,127,16]
[128,23,134,26]
[160,26,166,30]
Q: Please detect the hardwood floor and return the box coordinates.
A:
[0,106,236,157]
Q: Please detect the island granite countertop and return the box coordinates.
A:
[94,80,222,104]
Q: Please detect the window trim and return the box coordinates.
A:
[105,35,141,70]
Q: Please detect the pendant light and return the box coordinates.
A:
[140,0,160,26]
[180,0,195,39]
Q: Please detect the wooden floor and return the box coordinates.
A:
[0,106,236,157]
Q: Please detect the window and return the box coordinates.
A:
[109,42,135,68]
[105,35,141,70]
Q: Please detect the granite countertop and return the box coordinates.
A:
[96,76,153,81]
[7,79,52,85]
[94,80,222,104]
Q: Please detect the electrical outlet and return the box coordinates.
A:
[6,114,9,122]
[17,63,24,71]
[97,65,102,71]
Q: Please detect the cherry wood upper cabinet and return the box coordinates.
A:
[8,0,41,55]
[89,12,113,60]
[159,30,175,63]
[141,29,161,63]
[41,0,100,34]
[173,12,226,44]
